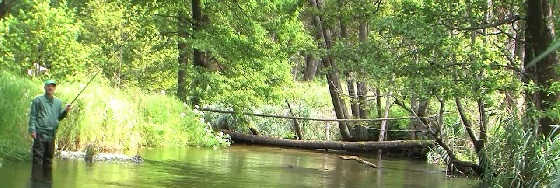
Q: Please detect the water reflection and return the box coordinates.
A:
[0,145,477,188]
[29,164,52,188]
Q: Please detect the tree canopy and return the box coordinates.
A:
[1,0,559,186]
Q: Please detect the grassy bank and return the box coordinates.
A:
[0,71,228,161]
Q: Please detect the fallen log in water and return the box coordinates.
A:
[339,155,377,168]
[223,130,434,157]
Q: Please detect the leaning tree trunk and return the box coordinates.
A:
[394,98,482,175]
[524,0,559,136]
[308,0,352,140]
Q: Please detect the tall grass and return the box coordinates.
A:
[0,72,39,160]
[0,71,229,161]
[484,116,560,187]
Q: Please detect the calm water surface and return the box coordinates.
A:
[0,145,477,188]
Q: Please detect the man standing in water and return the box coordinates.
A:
[29,80,71,166]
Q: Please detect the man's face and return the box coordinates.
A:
[45,84,56,95]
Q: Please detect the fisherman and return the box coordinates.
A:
[28,80,71,167]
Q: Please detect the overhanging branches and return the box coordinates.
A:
[443,15,522,31]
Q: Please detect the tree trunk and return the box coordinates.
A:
[409,97,429,139]
[524,0,559,136]
[456,97,488,175]
[303,55,319,81]
[477,98,487,146]
[357,21,369,119]
[476,97,489,175]
[291,62,299,81]
[354,21,370,141]
[357,82,368,117]
[409,97,419,140]
[455,98,482,152]
[355,81,369,140]
[192,0,205,68]
[339,0,358,118]
[347,76,359,118]
[375,88,382,118]
[177,12,189,102]
[223,130,433,154]
[304,10,325,82]
[190,0,218,105]
[339,0,365,141]
[308,0,352,140]
[378,91,392,142]
[478,0,490,145]
[394,98,481,175]
[0,0,11,20]
[326,67,353,140]
[286,100,304,140]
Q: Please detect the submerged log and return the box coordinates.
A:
[339,155,377,168]
[223,130,434,157]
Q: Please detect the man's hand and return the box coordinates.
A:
[31,132,36,139]
[65,104,72,112]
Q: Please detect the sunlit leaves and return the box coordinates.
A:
[0,1,93,79]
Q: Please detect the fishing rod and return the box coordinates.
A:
[69,70,100,105]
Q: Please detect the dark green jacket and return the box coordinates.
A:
[28,95,68,141]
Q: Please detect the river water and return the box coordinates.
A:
[0,145,477,188]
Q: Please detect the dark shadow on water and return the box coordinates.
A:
[29,164,52,188]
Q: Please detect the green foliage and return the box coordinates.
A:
[186,0,314,108]
[0,71,38,161]
[0,1,93,79]
[1,0,558,185]
[484,117,560,187]
[2,0,312,108]
[0,71,228,161]
[54,82,229,154]
[76,0,178,90]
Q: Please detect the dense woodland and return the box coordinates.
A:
[1,0,560,187]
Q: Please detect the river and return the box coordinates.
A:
[0,145,477,188]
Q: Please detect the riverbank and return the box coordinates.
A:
[57,151,144,163]
[0,71,229,161]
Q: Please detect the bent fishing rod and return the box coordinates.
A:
[69,70,101,105]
